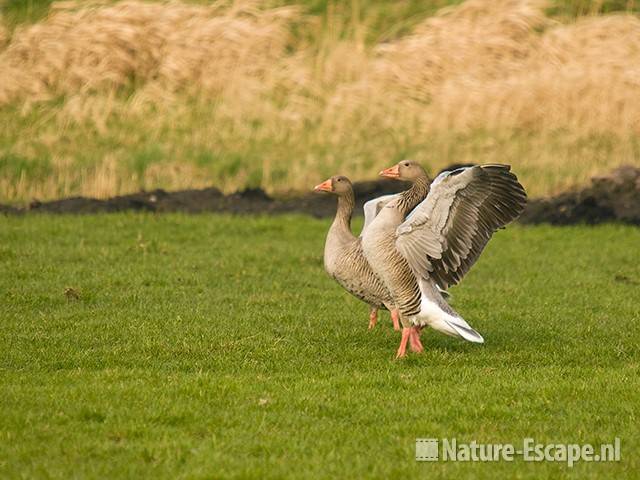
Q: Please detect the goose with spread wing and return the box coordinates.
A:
[314,176,400,330]
[361,161,527,357]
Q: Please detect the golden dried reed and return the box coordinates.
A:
[335,0,640,134]
[0,1,298,104]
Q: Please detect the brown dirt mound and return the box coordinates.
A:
[12,179,409,218]
[1,166,638,225]
[520,166,640,225]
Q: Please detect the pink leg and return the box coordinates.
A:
[396,327,411,358]
[391,309,401,331]
[409,326,424,353]
[368,308,378,330]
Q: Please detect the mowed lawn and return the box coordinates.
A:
[0,214,638,479]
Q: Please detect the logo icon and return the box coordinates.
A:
[416,439,439,461]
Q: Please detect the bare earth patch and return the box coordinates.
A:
[2,166,638,226]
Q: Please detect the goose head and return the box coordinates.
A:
[379,160,426,182]
[313,175,352,195]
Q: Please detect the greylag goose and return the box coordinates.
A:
[314,176,400,330]
[361,161,526,357]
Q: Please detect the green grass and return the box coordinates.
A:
[0,214,639,478]
[1,0,53,26]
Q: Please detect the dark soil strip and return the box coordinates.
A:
[518,166,639,225]
[1,166,638,226]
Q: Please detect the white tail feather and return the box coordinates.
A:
[416,280,484,343]
[442,316,484,343]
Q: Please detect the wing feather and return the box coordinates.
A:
[395,164,526,288]
[361,193,400,236]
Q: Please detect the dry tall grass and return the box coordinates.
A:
[0,0,639,202]
[0,1,298,104]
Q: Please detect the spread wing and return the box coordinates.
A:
[395,165,527,288]
[361,193,400,236]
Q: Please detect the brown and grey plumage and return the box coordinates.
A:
[361,161,527,357]
[314,176,400,330]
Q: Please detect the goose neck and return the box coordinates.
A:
[399,174,430,215]
[332,191,355,232]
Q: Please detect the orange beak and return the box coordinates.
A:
[313,178,333,192]
[379,164,400,179]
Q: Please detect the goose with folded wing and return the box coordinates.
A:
[314,175,401,330]
[361,161,526,357]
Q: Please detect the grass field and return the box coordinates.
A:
[1,213,638,478]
